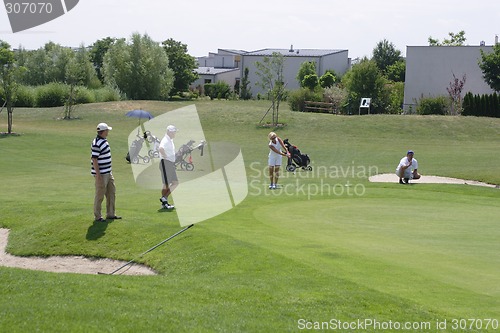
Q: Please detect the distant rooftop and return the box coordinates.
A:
[244,48,347,57]
[218,49,247,55]
[195,67,240,75]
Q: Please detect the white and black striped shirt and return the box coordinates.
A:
[91,136,112,175]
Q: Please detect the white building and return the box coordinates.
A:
[191,67,240,92]
[403,45,495,113]
[192,46,350,96]
[240,46,349,96]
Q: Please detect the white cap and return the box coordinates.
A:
[97,123,112,131]
[166,125,178,132]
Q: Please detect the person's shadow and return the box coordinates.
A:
[86,220,111,240]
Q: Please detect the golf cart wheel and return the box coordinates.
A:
[286,165,296,172]
[132,157,139,164]
[143,156,151,164]
[307,166,313,171]
[185,163,194,171]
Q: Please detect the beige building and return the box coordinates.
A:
[403,45,495,113]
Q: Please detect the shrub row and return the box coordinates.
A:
[462,92,500,118]
[0,83,121,107]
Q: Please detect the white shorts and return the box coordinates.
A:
[268,154,282,167]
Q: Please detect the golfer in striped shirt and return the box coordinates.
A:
[91,123,121,222]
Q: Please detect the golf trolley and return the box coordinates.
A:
[126,134,151,164]
[175,140,206,171]
[143,130,161,159]
[283,138,312,172]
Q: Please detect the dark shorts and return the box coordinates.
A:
[159,159,178,185]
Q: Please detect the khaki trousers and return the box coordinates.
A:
[94,173,116,219]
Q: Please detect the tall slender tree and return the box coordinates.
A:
[0,40,22,134]
[255,52,285,125]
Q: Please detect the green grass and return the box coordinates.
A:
[1,100,499,332]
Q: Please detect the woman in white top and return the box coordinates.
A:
[268,132,287,189]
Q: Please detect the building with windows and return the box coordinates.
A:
[193,46,350,96]
[240,46,349,96]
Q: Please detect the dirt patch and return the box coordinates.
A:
[0,228,156,276]
[369,173,499,188]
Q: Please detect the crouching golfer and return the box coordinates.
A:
[268,131,287,189]
[159,125,179,209]
[396,150,421,184]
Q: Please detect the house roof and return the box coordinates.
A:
[218,49,247,55]
[244,48,347,57]
[195,67,239,75]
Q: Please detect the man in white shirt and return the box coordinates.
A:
[158,125,178,209]
[396,150,421,184]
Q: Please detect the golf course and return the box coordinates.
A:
[1,100,499,332]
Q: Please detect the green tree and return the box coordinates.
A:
[428,30,466,46]
[64,45,99,119]
[0,40,23,133]
[302,74,319,90]
[479,43,500,92]
[103,33,174,100]
[255,52,286,125]
[162,38,198,97]
[240,67,252,100]
[372,39,402,75]
[90,37,117,83]
[385,59,406,82]
[296,61,316,88]
[319,72,336,88]
[341,58,389,114]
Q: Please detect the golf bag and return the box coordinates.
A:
[283,138,311,172]
[174,140,206,171]
[126,136,150,164]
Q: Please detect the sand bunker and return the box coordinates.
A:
[369,173,499,188]
[0,228,156,276]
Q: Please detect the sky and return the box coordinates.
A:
[0,0,499,59]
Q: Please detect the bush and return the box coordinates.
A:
[323,86,348,113]
[93,86,121,103]
[204,82,231,100]
[386,81,404,114]
[36,83,68,107]
[417,96,449,115]
[288,88,322,111]
[71,86,96,104]
[14,85,36,107]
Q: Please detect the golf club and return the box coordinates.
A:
[98,224,194,275]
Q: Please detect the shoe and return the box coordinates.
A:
[94,217,106,222]
[404,178,410,184]
[272,184,277,189]
[106,215,122,220]
[162,203,175,209]
[399,179,404,184]
[269,184,274,189]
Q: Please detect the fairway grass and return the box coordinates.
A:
[0,100,499,332]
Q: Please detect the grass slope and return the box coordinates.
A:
[0,100,499,332]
